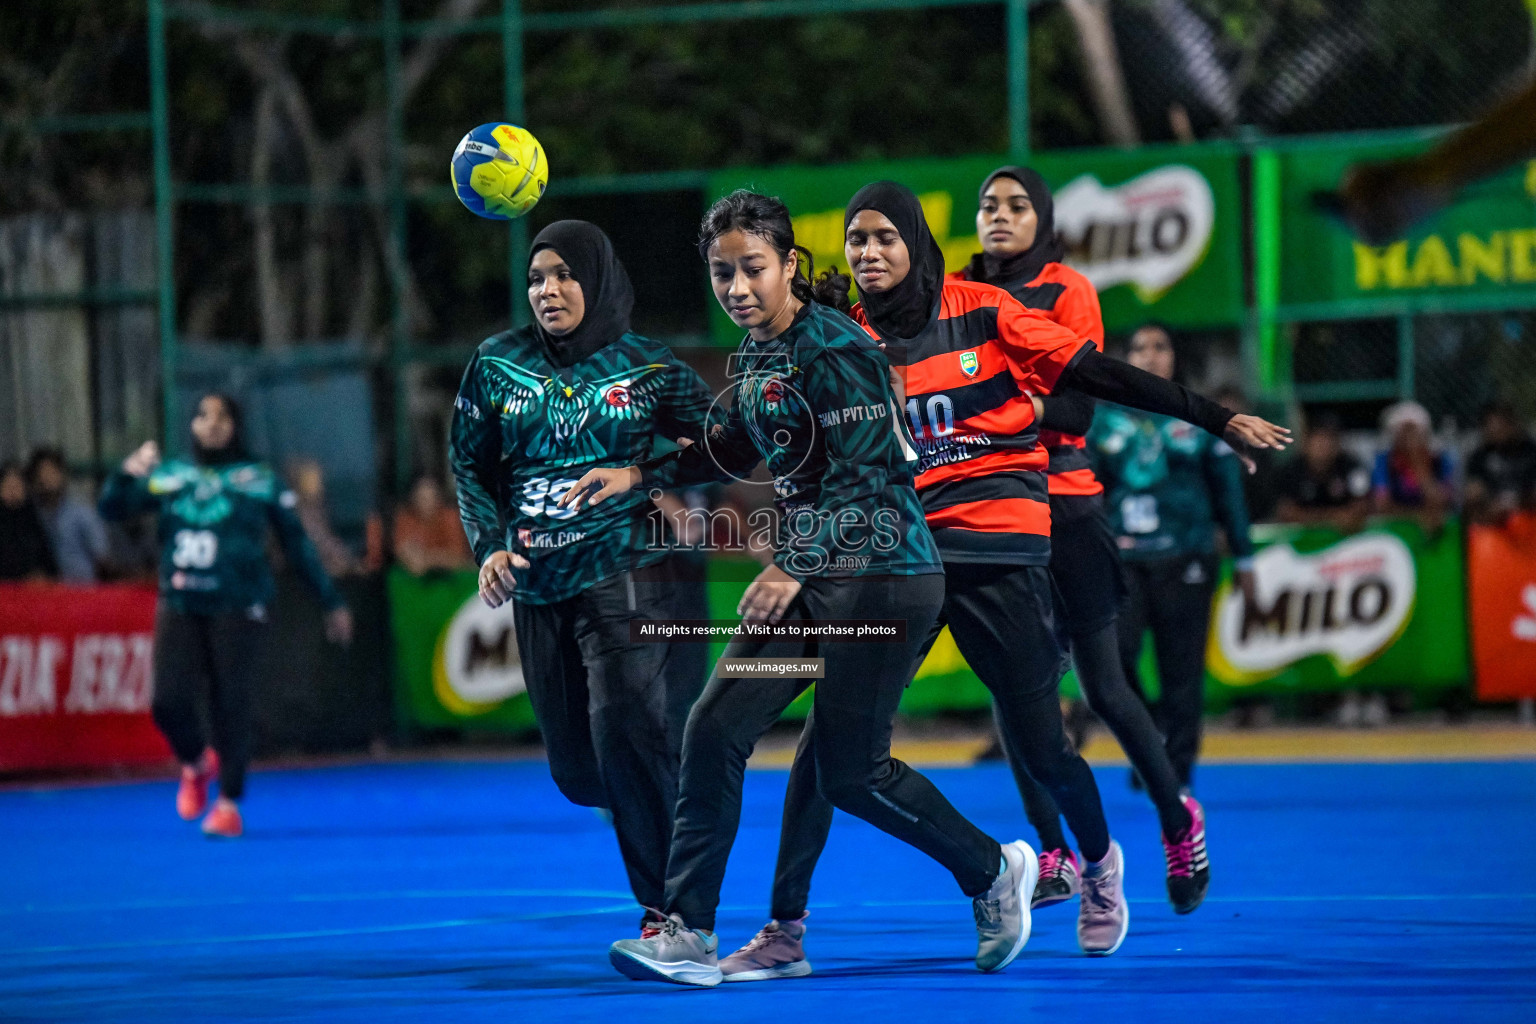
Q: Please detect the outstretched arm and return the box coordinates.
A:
[99,441,163,521]
[268,491,345,611]
[1037,388,1096,436]
[1202,438,1256,566]
[1059,350,1291,470]
[632,392,762,495]
[646,351,718,489]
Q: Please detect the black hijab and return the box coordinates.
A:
[529,220,634,367]
[845,181,945,341]
[965,165,1067,288]
[192,393,250,466]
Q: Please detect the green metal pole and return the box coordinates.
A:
[1006,0,1029,157]
[1396,314,1415,401]
[384,0,411,493]
[1250,148,1286,401]
[503,0,531,328]
[148,0,179,446]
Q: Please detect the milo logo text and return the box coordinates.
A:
[1054,165,1216,301]
[1211,534,1416,681]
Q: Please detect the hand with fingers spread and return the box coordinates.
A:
[478,550,531,609]
[1224,414,1292,474]
[738,563,801,626]
[560,466,642,514]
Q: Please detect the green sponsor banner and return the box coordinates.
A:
[387,519,1464,733]
[1205,518,1468,700]
[706,144,1245,342]
[1278,138,1536,307]
[387,568,536,731]
[705,517,1468,717]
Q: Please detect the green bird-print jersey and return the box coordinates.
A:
[649,302,942,580]
[450,327,713,605]
[98,460,343,615]
[1088,404,1254,563]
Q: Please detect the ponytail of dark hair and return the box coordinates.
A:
[809,263,852,314]
[698,188,854,314]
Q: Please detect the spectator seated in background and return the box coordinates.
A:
[1464,400,1536,526]
[27,447,110,584]
[1272,412,1372,533]
[394,474,473,575]
[0,460,57,582]
[1372,400,1454,533]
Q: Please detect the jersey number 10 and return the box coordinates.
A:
[906,395,955,440]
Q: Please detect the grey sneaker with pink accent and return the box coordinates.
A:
[1078,840,1129,956]
[720,916,812,982]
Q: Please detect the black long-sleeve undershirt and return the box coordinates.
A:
[1037,388,1095,437]
[639,348,1239,470]
[1058,349,1235,440]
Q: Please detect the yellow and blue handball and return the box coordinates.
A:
[451,123,548,220]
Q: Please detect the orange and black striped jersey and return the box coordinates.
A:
[950,261,1105,499]
[852,279,1091,565]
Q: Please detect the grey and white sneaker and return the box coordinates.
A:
[973,840,1039,973]
[1078,840,1129,956]
[720,916,812,982]
[609,913,722,987]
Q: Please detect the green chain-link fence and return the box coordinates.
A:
[4,0,1535,490]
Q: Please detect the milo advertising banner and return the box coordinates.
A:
[706,144,1245,342]
[1278,136,1536,307]
[388,568,535,731]
[1205,519,1468,699]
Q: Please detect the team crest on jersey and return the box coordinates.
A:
[604,384,631,408]
[959,351,979,377]
[762,378,786,404]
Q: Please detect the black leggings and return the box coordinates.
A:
[1119,553,1218,790]
[513,565,693,911]
[1010,508,1192,844]
[768,562,1110,922]
[151,606,266,801]
[665,573,1002,932]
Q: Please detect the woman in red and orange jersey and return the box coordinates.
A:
[720,182,1289,977]
[953,165,1210,916]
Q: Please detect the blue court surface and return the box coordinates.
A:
[4,757,1534,1023]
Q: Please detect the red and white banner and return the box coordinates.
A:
[0,583,171,772]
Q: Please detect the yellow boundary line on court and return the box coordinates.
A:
[749,727,1536,768]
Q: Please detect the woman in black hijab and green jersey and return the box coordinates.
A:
[450,219,715,938]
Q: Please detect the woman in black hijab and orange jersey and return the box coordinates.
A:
[952,166,1211,917]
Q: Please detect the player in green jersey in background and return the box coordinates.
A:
[100,393,352,839]
[1089,323,1256,794]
